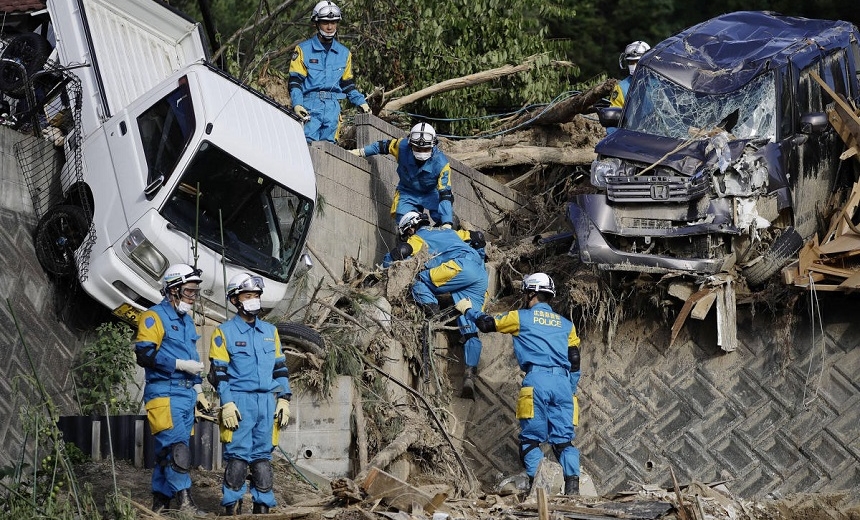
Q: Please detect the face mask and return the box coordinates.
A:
[176,300,193,315]
[628,64,637,76]
[413,150,432,161]
[241,297,262,316]
[318,28,336,40]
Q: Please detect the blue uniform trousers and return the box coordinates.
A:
[519,369,580,478]
[412,258,487,367]
[221,391,277,508]
[146,380,196,497]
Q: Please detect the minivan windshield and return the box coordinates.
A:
[624,69,777,141]
[160,141,313,282]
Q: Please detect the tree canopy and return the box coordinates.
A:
[172,0,860,137]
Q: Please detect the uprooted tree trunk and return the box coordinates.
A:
[502,78,617,130]
[446,143,597,170]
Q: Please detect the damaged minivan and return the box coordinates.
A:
[568,11,860,285]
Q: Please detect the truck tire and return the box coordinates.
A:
[276,322,325,358]
[0,33,52,98]
[742,226,803,287]
[33,205,89,278]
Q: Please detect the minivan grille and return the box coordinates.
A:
[606,174,708,202]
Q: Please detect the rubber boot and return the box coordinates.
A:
[151,492,171,513]
[461,365,476,399]
[225,499,243,516]
[253,502,270,514]
[174,488,207,517]
[564,475,580,495]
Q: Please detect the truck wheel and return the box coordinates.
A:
[33,205,89,278]
[742,226,803,287]
[0,33,52,99]
[276,322,326,358]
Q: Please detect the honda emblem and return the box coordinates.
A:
[651,184,669,200]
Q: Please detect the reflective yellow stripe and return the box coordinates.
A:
[428,259,461,286]
[573,395,580,426]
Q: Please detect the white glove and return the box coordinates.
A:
[455,298,473,314]
[193,384,211,412]
[275,398,291,428]
[359,103,371,114]
[221,402,241,431]
[175,359,204,375]
[440,223,453,230]
[349,148,365,157]
[294,105,310,119]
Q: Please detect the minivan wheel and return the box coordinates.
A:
[0,33,52,98]
[33,205,89,278]
[276,322,326,357]
[741,226,803,287]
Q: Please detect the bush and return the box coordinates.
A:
[72,322,139,416]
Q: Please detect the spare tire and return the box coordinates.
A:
[33,204,89,278]
[0,33,52,98]
[276,322,325,358]
[742,226,803,287]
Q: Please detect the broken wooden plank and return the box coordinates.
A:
[807,263,855,279]
[837,270,860,291]
[818,232,860,255]
[537,488,549,520]
[361,467,446,513]
[690,292,716,320]
[715,280,737,353]
[669,288,712,347]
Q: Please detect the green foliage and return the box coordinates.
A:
[72,322,139,416]
[344,0,578,135]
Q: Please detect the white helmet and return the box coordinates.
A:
[619,40,650,69]
[522,272,556,297]
[311,1,342,22]
[162,263,202,294]
[226,272,265,298]
[408,123,437,148]
[398,211,430,238]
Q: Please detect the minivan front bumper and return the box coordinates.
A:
[566,194,739,274]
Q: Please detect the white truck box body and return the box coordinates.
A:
[47,0,207,137]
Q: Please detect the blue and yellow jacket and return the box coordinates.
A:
[134,299,203,385]
[289,35,366,107]
[208,315,291,405]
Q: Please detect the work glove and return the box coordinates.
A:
[275,397,291,428]
[294,105,310,119]
[175,359,204,376]
[349,148,365,157]
[221,402,241,431]
[193,384,211,412]
[359,103,371,114]
[455,298,472,315]
[440,223,453,230]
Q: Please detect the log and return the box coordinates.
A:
[354,421,421,483]
[450,145,597,170]
[381,54,546,114]
[504,78,617,129]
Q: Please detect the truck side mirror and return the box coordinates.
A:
[799,112,828,134]
[293,253,313,277]
[144,175,165,200]
[598,107,622,128]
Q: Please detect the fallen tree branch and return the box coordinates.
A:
[502,78,617,129]
[212,0,299,62]
[381,54,545,114]
[452,145,596,169]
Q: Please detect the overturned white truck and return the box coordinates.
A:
[8,0,316,323]
[572,11,860,286]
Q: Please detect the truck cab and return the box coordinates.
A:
[17,0,316,322]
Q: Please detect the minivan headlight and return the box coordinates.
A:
[591,158,621,188]
[122,228,168,279]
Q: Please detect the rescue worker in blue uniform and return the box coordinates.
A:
[455,273,582,494]
[384,211,488,398]
[351,123,454,227]
[134,263,209,516]
[289,1,370,143]
[607,40,650,134]
[209,273,292,515]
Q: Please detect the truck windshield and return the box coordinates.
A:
[160,141,313,283]
[623,69,777,141]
